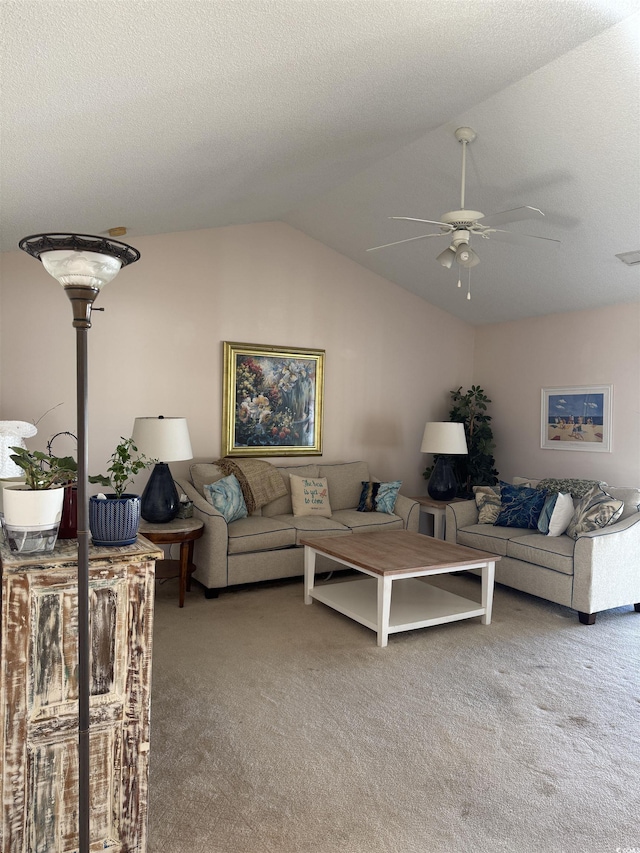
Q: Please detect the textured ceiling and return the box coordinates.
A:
[1,0,639,324]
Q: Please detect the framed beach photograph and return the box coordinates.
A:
[222,342,325,457]
[541,385,612,452]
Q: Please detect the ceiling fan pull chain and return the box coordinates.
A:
[467,268,472,300]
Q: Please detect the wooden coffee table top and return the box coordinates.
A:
[299,529,500,576]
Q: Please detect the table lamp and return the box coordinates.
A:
[421,421,468,501]
[132,416,193,523]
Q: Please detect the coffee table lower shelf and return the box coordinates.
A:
[310,577,485,641]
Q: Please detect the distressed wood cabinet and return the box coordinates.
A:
[0,537,162,853]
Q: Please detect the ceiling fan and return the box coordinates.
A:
[367,127,560,297]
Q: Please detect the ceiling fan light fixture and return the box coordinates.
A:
[455,243,480,268]
[437,246,457,269]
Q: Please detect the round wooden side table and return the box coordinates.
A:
[139,517,204,607]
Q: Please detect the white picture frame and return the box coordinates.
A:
[541,385,612,452]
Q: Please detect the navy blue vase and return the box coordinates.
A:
[89,494,141,546]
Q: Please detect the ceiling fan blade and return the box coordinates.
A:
[490,229,561,246]
[366,233,447,252]
[480,206,545,227]
[390,216,452,229]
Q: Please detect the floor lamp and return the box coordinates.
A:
[18,233,140,853]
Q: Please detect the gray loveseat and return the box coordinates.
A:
[175,461,420,597]
[445,476,640,624]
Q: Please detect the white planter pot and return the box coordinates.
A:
[1,484,64,553]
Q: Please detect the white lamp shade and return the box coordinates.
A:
[421,422,468,455]
[436,246,456,269]
[132,417,193,462]
[41,250,123,289]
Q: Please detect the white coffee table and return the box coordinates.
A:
[301,530,499,647]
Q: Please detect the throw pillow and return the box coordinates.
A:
[473,485,501,524]
[537,492,574,537]
[565,486,624,539]
[602,486,640,520]
[290,475,332,518]
[494,482,548,529]
[203,474,248,523]
[357,481,402,514]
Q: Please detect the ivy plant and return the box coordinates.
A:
[89,437,153,498]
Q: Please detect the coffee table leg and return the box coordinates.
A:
[377,576,392,647]
[481,561,496,624]
[304,546,316,604]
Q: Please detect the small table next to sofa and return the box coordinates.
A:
[409,495,466,540]
[139,517,204,607]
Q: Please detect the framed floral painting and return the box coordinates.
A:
[222,342,325,456]
[541,385,612,452]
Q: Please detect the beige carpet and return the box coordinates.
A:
[147,571,639,853]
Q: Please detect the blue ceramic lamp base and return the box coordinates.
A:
[141,462,180,523]
[427,456,458,502]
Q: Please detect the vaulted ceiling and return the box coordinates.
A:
[2,0,639,324]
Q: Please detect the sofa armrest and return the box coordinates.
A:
[394,494,420,531]
[572,513,640,614]
[445,500,478,543]
[174,477,230,591]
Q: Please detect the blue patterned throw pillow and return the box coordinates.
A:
[357,480,402,514]
[204,474,248,523]
[494,481,548,529]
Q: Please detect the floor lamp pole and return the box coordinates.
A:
[17,231,141,853]
[76,324,90,853]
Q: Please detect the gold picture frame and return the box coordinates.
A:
[222,342,325,457]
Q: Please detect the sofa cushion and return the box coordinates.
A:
[536,477,606,498]
[506,533,575,575]
[290,475,332,517]
[494,482,548,529]
[261,464,320,516]
[317,462,370,511]
[537,492,574,537]
[227,516,297,554]
[332,508,404,533]
[190,462,224,497]
[357,480,402,514]
[203,474,248,523]
[270,513,351,545]
[457,524,532,556]
[473,485,501,524]
[565,486,624,539]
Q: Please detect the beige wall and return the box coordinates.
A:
[474,303,640,487]
[0,222,474,495]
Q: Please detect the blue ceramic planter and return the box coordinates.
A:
[89,494,141,546]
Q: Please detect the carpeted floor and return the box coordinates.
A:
[147,571,639,853]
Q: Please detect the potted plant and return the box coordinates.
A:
[3,447,77,553]
[88,437,153,546]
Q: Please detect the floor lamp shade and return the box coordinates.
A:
[132,417,193,523]
[421,422,468,502]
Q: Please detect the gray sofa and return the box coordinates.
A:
[175,461,420,596]
[446,476,640,624]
